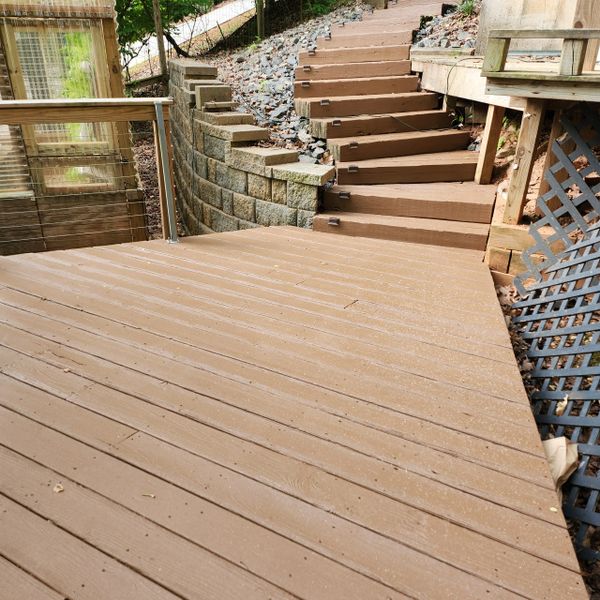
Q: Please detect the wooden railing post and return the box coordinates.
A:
[503,99,546,225]
[475,104,505,185]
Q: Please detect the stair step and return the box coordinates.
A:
[328,128,470,161]
[313,212,489,250]
[298,45,409,66]
[294,75,419,98]
[316,30,413,49]
[310,109,452,138]
[296,60,411,82]
[323,182,496,222]
[199,111,255,125]
[295,91,438,119]
[336,150,479,185]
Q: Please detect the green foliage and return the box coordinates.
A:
[497,135,506,150]
[304,0,352,17]
[458,0,476,16]
[115,0,214,56]
[61,32,94,98]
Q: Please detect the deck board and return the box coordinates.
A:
[0,227,586,598]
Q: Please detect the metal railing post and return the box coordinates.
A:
[154,101,179,244]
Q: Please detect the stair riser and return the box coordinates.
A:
[316,31,413,49]
[294,76,419,99]
[331,131,470,161]
[296,93,438,119]
[295,61,411,82]
[298,45,409,66]
[311,111,451,138]
[313,218,487,250]
[322,193,494,223]
[337,163,477,185]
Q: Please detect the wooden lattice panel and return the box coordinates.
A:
[513,224,600,561]
[516,106,600,294]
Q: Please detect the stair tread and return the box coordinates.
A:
[300,91,431,103]
[298,74,417,85]
[315,211,490,234]
[328,128,467,146]
[312,109,447,124]
[329,182,497,204]
[337,150,479,168]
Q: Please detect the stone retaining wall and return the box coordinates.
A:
[169,58,335,235]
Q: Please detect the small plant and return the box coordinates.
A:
[458,0,476,16]
[497,136,506,150]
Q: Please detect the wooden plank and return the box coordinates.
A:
[314,212,489,250]
[316,30,413,49]
[0,495,176,600]
[294,75,419,98]
[0,392,528,600]
[328,129,470,161]
[0,444,295,600]
[486,77,600,102]
[0,99,171,125]
[481,37,510,73]
[475,104,505,184]
[296,60,411,81]
[560,39,588,75]
[298,45,410,66]
[489,28,600,39]
[0,556,63,600]
[486,246,511,272]
[538,110,564,197]
[337,150,479,185]
[0,324,584,587]
[503,99,546,224]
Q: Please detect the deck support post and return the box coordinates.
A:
[503,99,546,225]
[475,104,505,185]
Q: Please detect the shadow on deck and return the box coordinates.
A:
[0,226,585,598]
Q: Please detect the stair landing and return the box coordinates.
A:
[0,227,585,599]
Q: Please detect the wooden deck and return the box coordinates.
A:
[0,226,586,599]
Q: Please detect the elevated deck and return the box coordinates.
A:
[0,227,585,598]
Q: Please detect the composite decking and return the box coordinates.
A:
[0,226,585,599]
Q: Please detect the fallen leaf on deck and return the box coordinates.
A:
[53,483,64,493]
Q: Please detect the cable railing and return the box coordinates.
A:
[0,97,178,255]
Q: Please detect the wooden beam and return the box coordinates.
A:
[482,38,510,73]
[503,99,546,225]
[538,110,563,197]
[0,99,172,125]
[489,28,600,39]
[475,105,505,185]
[560,39,588,76]
[573,0,600,70]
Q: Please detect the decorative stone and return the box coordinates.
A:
[203,134,230,161]
[198,178,222,209]
[297,209,314,229]
[215,162,247,194]
[255,199,297,227]
[193,151,207,179]
[286,181,318,211]
[272,179,287,204]
[210,206,239,232]
[221,189,233,215]
[269,162,335,186]
[228,146,298,176]
[207,158,218,183]
[233,193,256,221]
[248,173,271,201]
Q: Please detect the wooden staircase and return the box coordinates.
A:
[295,0,496,251]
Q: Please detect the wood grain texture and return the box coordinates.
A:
[0,227,586,599]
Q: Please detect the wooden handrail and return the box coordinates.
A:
[489,29,600,40]
[0,98,173,125]
[0,97,178,243]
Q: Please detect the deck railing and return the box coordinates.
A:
[0,97,178,255]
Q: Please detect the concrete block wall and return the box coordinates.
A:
[169,58,335,235]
